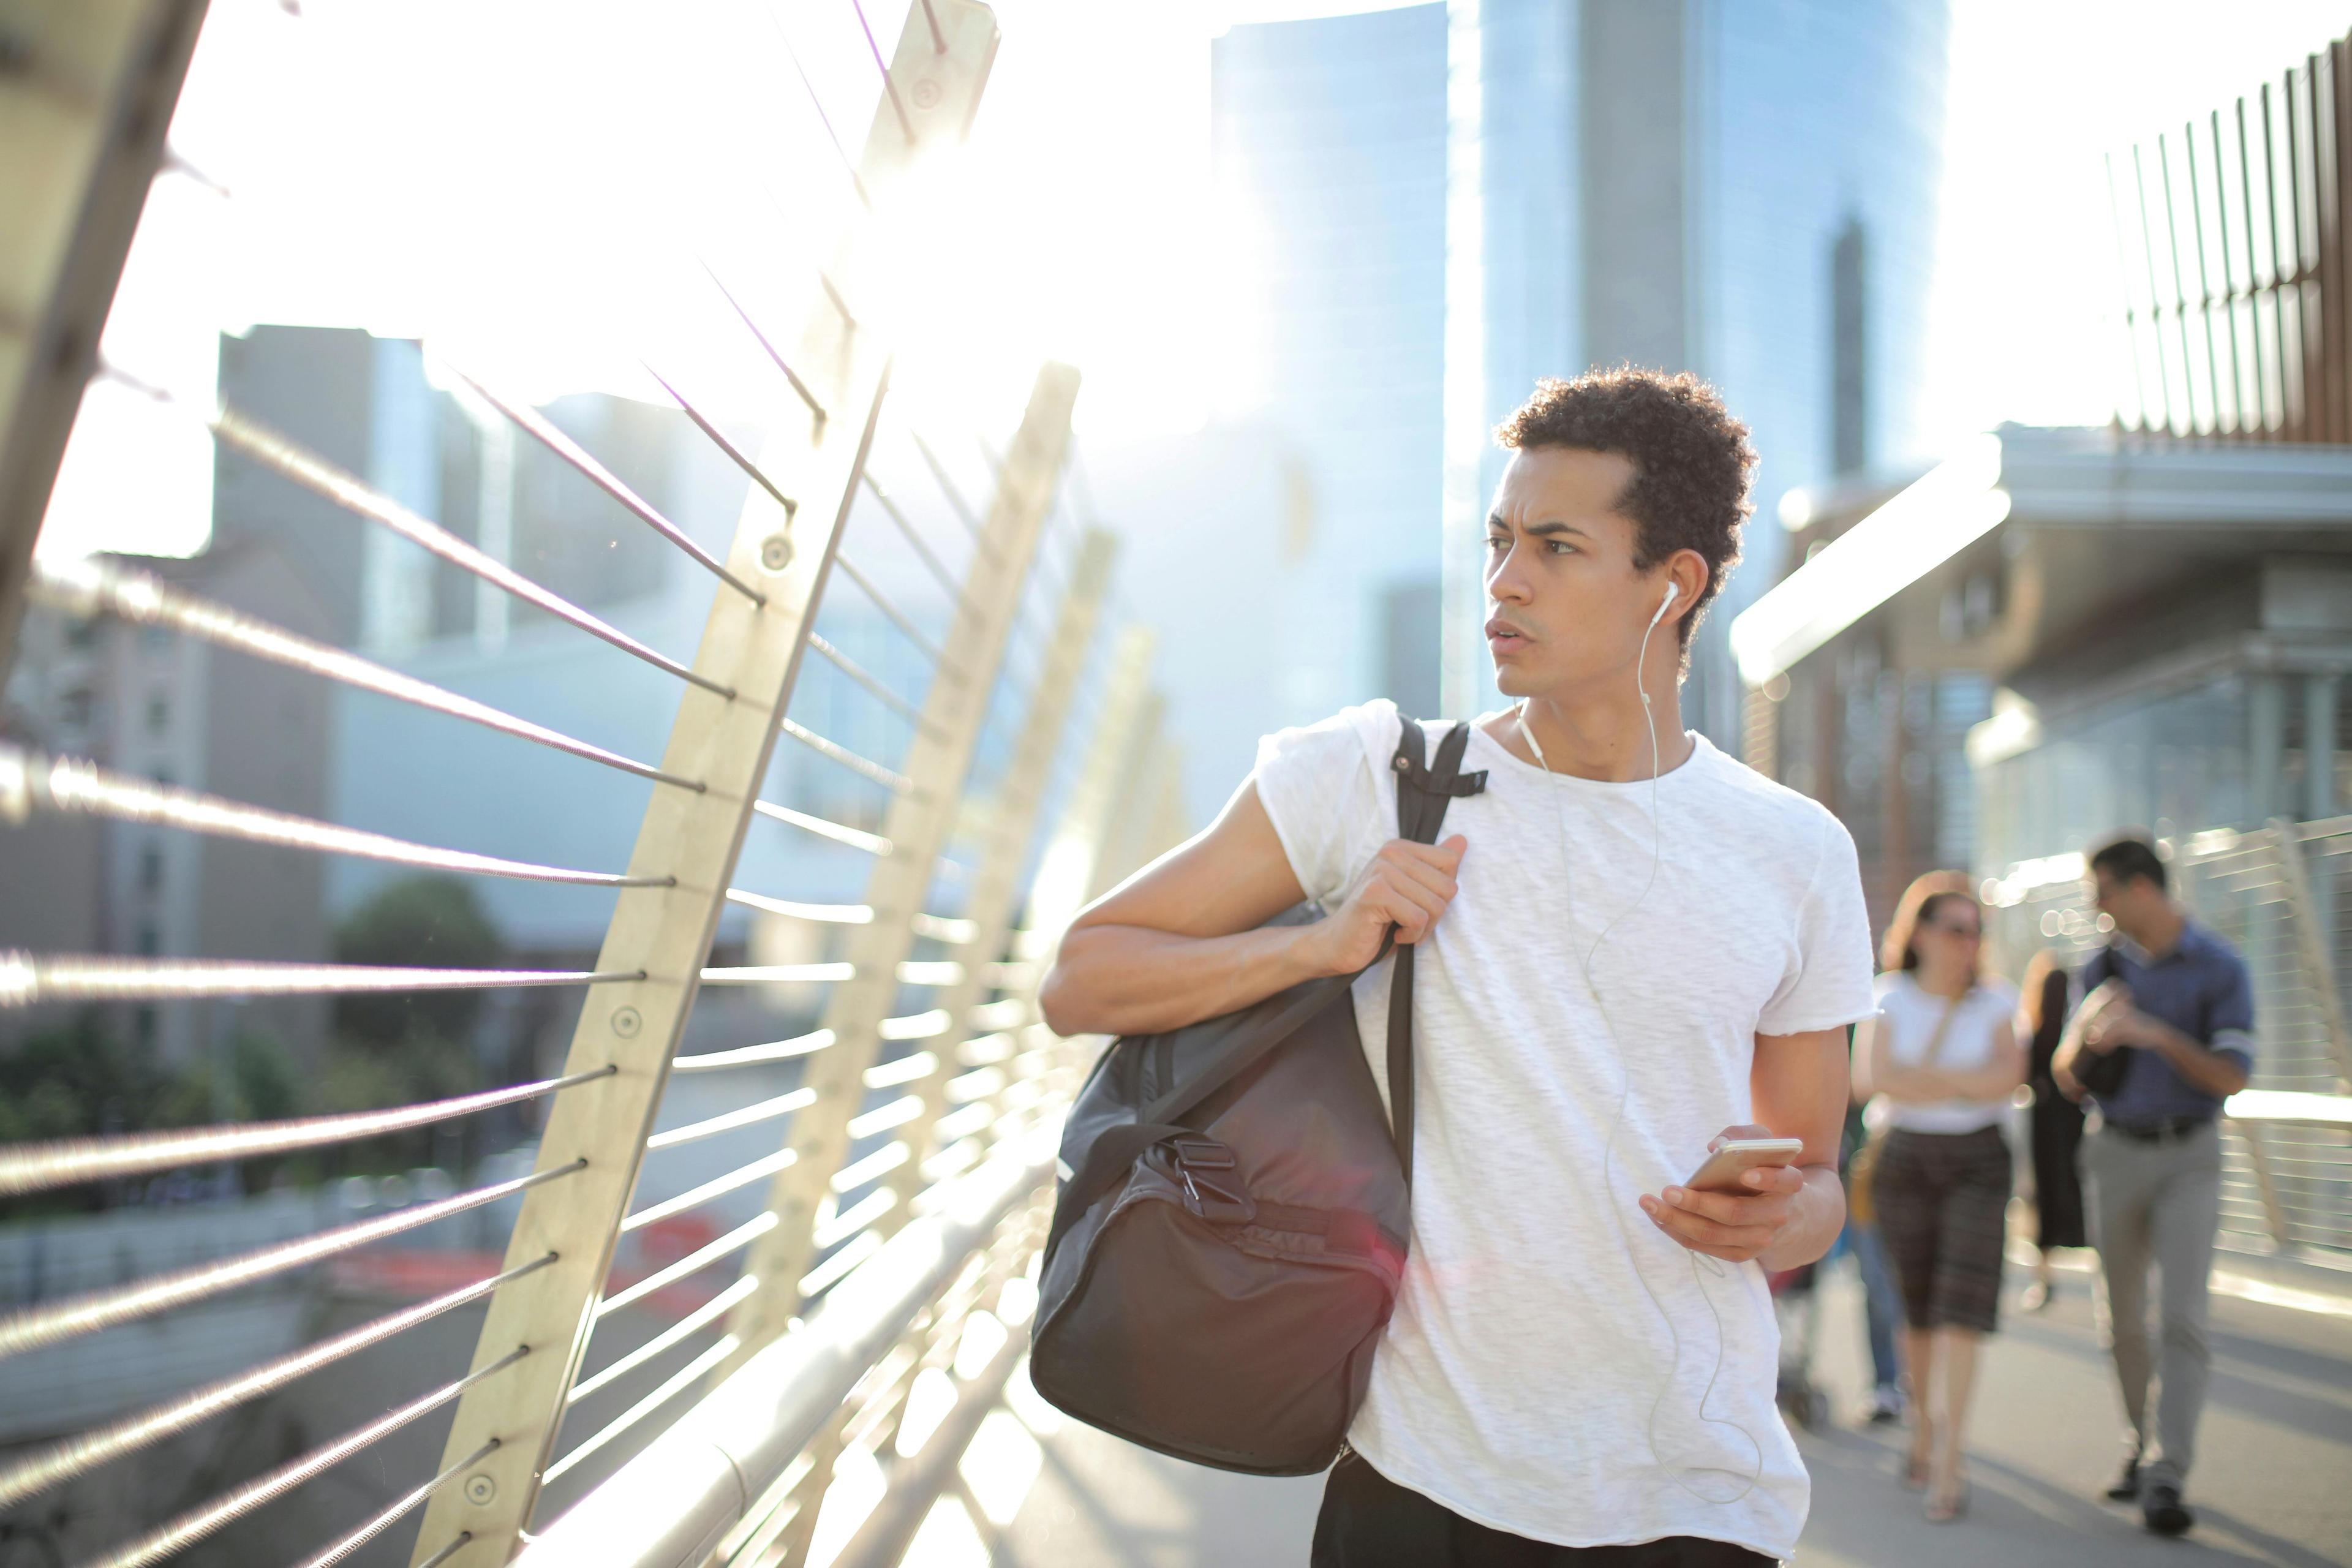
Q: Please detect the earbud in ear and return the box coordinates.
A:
[1648,583,1679,630]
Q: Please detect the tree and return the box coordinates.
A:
[331,875,504,1046]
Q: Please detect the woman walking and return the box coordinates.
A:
[1853,873,2026,1523]
[2019,948,2088,1310]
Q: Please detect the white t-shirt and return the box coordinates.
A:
[1866,972,2019,1134]
[1252,701,1875,1562]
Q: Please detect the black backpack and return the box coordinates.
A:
[1031,717,1486,1474]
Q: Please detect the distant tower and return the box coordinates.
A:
[1210,6,1450,723]
[1441,0,1949,744]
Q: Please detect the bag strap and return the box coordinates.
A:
[1053,717,1484,1228]
[1132,716,1479,1137]
[1384,717,1481,1183]
[1920,990,1966,1068]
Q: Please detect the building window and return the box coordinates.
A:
[135,1006,156,1047]
[135,923,160,956]
[139,845,164,894]
[146,693,170,734]
[1830,216,1869,477]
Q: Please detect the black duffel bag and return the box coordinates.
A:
[1031,716,1484,1474]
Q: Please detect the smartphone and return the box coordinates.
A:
[1684,1137,1805,1194]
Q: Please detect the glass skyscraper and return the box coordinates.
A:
[1210,0,1948,748]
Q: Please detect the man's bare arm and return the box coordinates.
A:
[1642,1026,1849,1270]
[2110,1009,2250,1098]
[1038,778,1466,1038]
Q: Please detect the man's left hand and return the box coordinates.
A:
[1638,1124,1806,1265]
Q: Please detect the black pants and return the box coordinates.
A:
[1313,1452,1777,1567]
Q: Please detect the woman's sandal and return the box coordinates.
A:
[1925,1474,1970,1523]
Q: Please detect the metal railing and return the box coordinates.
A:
[1984,817,2352,1262]
[0,5,1186,1567]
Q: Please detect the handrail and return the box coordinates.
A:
[2226,1089,2352,1125]
[0,11,1152,1568]
[510,1145,1054,1568]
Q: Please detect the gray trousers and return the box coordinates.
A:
[2080,1121,2223,1490]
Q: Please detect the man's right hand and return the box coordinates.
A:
[1295,835,1468,977]
[2081,978,2135,1054]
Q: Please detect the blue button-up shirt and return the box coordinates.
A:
[2079,920,2256,1123]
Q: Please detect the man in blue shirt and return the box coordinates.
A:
[2055,835,2255,1539]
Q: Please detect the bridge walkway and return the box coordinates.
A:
[897,1251,2352,1568]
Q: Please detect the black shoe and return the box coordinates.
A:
[2143,1482,2194,1536]
[2105,1457,2141,1501]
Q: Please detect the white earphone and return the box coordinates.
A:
[1648,581,1679,630]
[1514,571,1765,1507]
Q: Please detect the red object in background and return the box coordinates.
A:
[330,1212,728,1318]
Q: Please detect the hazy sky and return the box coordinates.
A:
[36,0,2352,562]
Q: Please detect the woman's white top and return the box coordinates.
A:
[1867,971,2019,1134]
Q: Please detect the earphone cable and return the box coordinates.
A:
[1514,587,1764,1507]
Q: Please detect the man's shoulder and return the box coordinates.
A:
[2180,921,2253,981]
[1252,702,1409,815]
[1686,740,1848,852]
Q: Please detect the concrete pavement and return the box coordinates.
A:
[941,1250,2350,1567]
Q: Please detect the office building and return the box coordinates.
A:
[0,542,336,1064]
[1182,1,1948,787]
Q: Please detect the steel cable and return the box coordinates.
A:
[859,471,970,611]
[0,1162,584,1360]
[848,0,913,139]
[540,1336,738,1487]
[778,718,913,793]
[699,962,856,986]
[594,1213,776,1318]
[287,1437,501,1568]
[642,1088,816,1152]
[907,430,995,556]
[568,1276,756,1405]
[28,557,704,791]
[0,745,669,892]
[176,387,739,699]
[0,1255,549,1510]
[754,0,873,212]
[748,797,892,853]
[703,265,831,426]
[0,954,643,1008]
[76,1348,529,1568]
[448,365,766,603]
[620,1149,797,1232]
[669,1029,835,1074]
[723,888,875,924]
[0,1067,612,1199]
[831,551,948,666]
[644,360,798,516]
[806,632,940,734]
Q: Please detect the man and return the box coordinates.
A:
[2054,835,2255,1539]
[1040,370,1874,1566]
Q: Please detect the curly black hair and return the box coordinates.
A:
[1493,367,1757,647]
